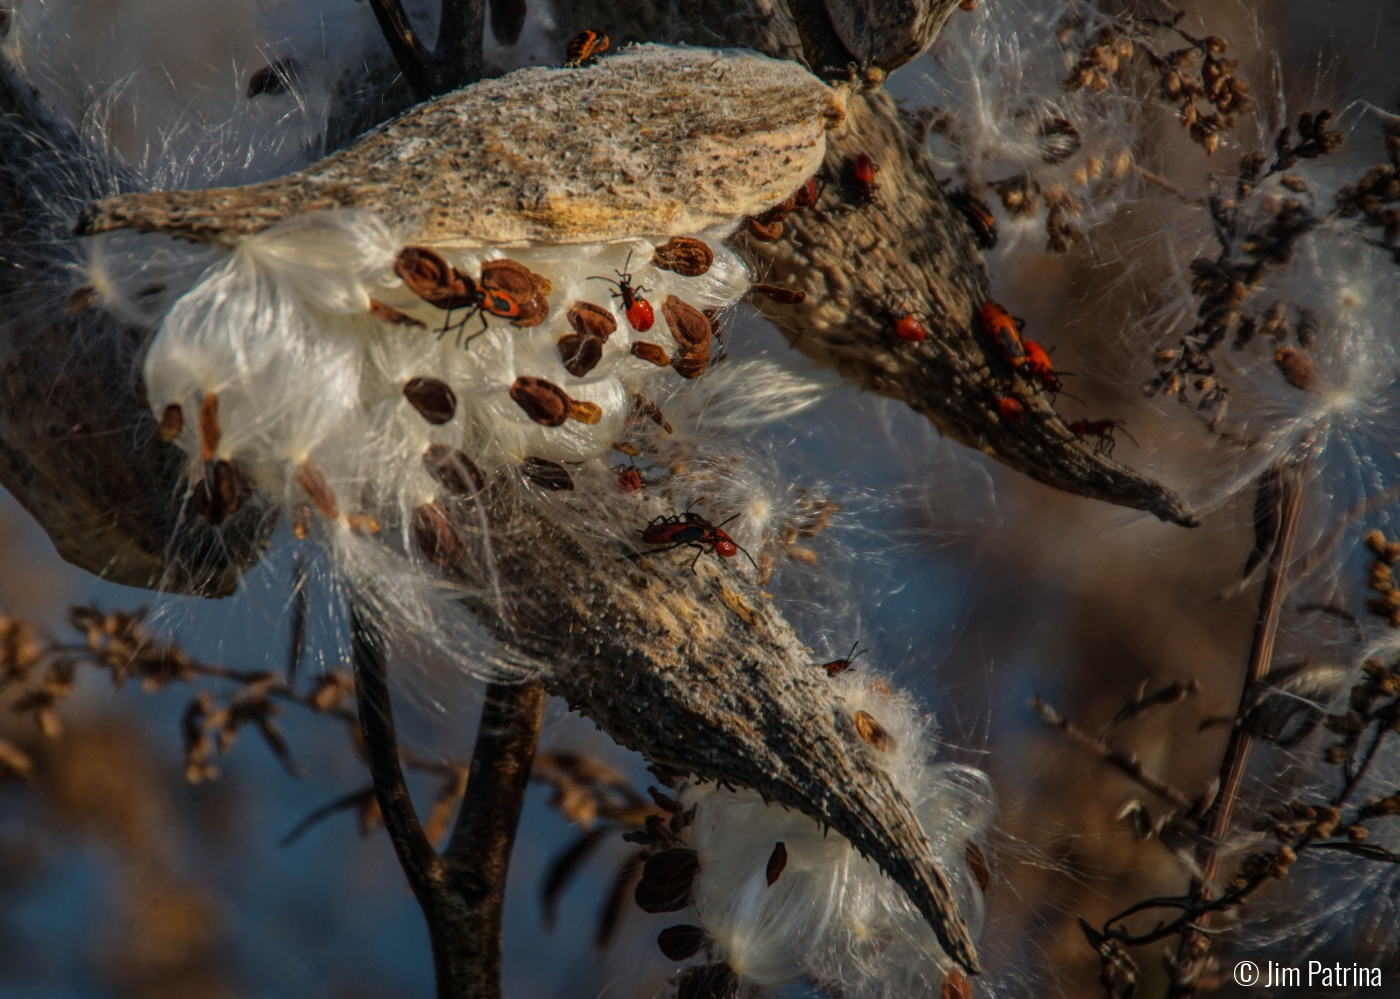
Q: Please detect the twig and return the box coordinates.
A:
[351,604,544,999]
[1033,696,1197,810]
[1171,446,1312,993]
[366,0,487,101]
[1103,678,1202,737]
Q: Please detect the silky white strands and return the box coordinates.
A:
[646,675,994,999]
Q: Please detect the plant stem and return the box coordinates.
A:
[352,606,545,999]
[1170,447,1311,993]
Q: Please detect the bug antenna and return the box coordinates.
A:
[733,542,760,572]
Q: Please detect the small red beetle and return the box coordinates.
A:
[618,466,644,493]
[1067,418,1138,457]
[976,301,1027,364]
[851,153,879,205]
[636,510,757,572]
[590,251,654,332]
[1019,339,1079,400]
[886,308,928,343]
[792,175,822,210]
[991,393,1026,424]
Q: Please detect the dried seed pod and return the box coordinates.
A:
[567,399,604,425]
[567,301,618,340]
[403,377,458,425]
[192,459,247,525]
[752,283,807,304]
[662,295,713,352]
[634,848,700,913]
[766,841,788,885]
[1275,346,1318,391]
[672,351,711,380]
[158,404,183,442]
[296,459,340,519]
[630,341,671,366]
[557,333,604,377]
[369,300,426,327]
[198,392,220,461]
[395,246,477,310]
[651,236,714,276]
[854,710,893,752]
[677,964,739,999]
[520,456,574,491]
[423,443,486,498]
[412,501,466,566]
[510,376,571,427]
[656,924,706,962]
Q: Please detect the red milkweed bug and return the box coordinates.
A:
[792,175,822,210]
[589,251,654,332]
[819,642,867,676]
[1067,418,1138,457]
[991,392,1026,424]
[393,247,521,347]
[851,153,879,205]
[564,29,608,68]
[634,510,757,572]
[885,308,928,342]
[1020,339,1080,401]
[976,300,1027,364]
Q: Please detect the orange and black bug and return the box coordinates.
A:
[976,300,1027,364]
[635,510,757,572]
[885,308,927,343]
[820,642,867,677]
[564,29,609,68]
[1020,339,1079,401]
[948,189,998,250]
[792,175,823,210]
[394,247,521,347]
[618,465,644,494]
[589,252,654,332]
[850,153,880,205]
[1068,417,1138,457]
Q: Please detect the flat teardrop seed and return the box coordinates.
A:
[424,443,486,498]
[412,501,467,565]
[558,333,604,376]
[404,377,458,424]
[567,301,618,340]
[521,456,574,491]
[651,236,714,276]
[510,376,570,427]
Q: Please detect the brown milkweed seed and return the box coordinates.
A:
[567,301,617,340]
[568,399,603,425]
[198,392,220,461]
[941,969,972,999]
[613,441,640,457]
[966,842,990,892]
[672,351,710,380]
[413,502,466,566]
[510,376,570,427]
[558,333,604,377]
[479,258,537,299]
[192,459,246,525]
[521,456,574,491]
[296,459,340,519]
[369,300,426,327]
[346,513,381,534]
[65,285,98,314]
[292,504,313,539]
[395,247,476,310]
[853,710,892,752]
[403,376,457,424]
[424,443,486,498]
[158,404,183,442]
[631,341,671,366]
[512,292,550,328]
[652,236,714,276]
[1275,346,1318,392]
[752,283,806,305]
[765,841,788,885]
[662,295,713,353]
[656,924,707,962]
